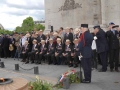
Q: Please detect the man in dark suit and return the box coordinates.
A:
[62,39,72,67]
[71,38,79,68]
[55,38,64,65]
[37,40,47,64]
[78,24,93,83]
[26,34,32,51]
[94,25,109,72]
[63,27,73,44]
[25,39,38,64]
[106,25,120,72]
[21,41,30,62]
[37,30,46,43]
[1,35,10,58]
[45,38,55,64]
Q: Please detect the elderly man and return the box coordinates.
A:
[25,39,38,64]
[55,38,64,65]
[106,25,120,72]
[37,30,46,43]
[62,39,72,67]
[94,25,109,72]
[21,41,30,62]
[63,27,73,44]
[45,38,55,64]
[74,28,81,39]
[37,40,47,64]
[71,38,79,68]
[78,24,93,83]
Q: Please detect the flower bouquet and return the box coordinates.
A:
[57,69,80,88]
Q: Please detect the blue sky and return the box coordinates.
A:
[0,0,45,30]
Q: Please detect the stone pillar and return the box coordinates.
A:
[105,0,120,25]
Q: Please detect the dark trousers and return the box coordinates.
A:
[99,52,107,71]
[62,54,71,64]
[109,49,119,70]
[73,54,79,65]
[92,50,97,69]
[55,54,62,64]
[38,53,45,63]
[45,54,55,64]
[81,58,91,81]
[28,51,35,62]
[21,53,28,60]
[3,47,8,58]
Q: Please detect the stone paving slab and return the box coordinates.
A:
[0,58,120,90]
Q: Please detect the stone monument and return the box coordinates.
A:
[44,0,120,32]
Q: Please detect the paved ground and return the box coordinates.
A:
[0,58,120,90]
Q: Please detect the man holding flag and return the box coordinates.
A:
[78,24,93,83]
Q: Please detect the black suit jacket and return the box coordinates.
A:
[72,44,79,55]
[106,30,119,49]
[47,43,55,54]
[55,43,64,55]
[63,33,73,43]
[37,34,46,43]
[95,29,109,53]
[64,44,72,55]
[2,36,9,48]
[22,44,30,53]
[39,44,47,54]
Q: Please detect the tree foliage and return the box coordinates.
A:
[0,29,13,35]
[15,16,45,33]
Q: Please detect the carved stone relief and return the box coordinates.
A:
[59,0,82,11]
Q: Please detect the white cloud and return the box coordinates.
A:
[0,0,45,30]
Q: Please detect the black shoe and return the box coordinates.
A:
[82,79,91,83]
[73,64,78,68]
[25,61,29,64]
[38,62,41,64]
[98,69,106,72]
[30,61,34,64]
[69,64,73,67]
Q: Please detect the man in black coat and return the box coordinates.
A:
[106,25,120,72]
[37,30,46,43]
[1,35,10,58]
[37,40,47,64]
[45,38,55,64]
[78,24,93,83]
[62,39,73,67]
[55,38,64,65]
[25,39,39,64]
[93,25,109,72]
[21,41,30,62]
[71,38,79,68]
[63,27,73,44]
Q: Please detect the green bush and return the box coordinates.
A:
[28,76,54,90]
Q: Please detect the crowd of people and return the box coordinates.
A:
[0,22,120,73]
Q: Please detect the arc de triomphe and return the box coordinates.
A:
[44,0,120,32]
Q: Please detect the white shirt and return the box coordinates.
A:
[91,40,97,50]
[20,36,27,46]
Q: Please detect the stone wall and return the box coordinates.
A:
[45,0,120,32]
[45,0,102,31]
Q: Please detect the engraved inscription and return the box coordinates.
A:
[59,0,82,11]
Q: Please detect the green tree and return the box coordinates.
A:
[14,16,45,33]
[34,24,45,31]
[22,16,34,32]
